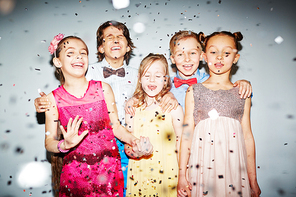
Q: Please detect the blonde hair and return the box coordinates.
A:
[133,53,171,108]
[169,30,205,55]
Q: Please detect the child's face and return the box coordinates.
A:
[99,26,130,62]
[170,37,203,79]
[54,39,88,78]
[203,35,240,75]
[141,60,167,98]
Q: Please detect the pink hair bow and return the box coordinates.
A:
[48,33,64,55]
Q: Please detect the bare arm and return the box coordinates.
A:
[170,104,184,162]
[102,82,138,145]
[177,86,195,197]
[241,97,261,197]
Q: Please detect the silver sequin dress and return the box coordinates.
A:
[189,83,251,197]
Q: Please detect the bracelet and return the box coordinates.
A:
[57,139,69,153]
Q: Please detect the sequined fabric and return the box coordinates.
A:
[53,80,123,197]
[193,83,245,125]
[188,83,251,197]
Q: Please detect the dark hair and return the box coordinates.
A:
[54,36,89,84]
[169,30,205,54]
[203,31,243,52]
[96,20,135,64]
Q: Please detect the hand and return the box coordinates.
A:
[177,176,192,197]
[60,115,89,149]
[131,137,153,158]
[34,91,51,113]
[125,97,137,116]
[138,136,153,156]
[159,92,179,113]
[233,80,252,99]
[250,181,261,197]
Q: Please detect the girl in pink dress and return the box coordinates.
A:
[44,34,152,197]
[178,31,261,197]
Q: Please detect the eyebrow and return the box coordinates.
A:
[208,45,234,49]
[65,47,87,52]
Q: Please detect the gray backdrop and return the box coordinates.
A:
[0,0,295,196]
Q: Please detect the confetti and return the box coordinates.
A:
[208,109,219,120]
[16,162,50,188]
[133,22,145,34]
[274,36,284,44]
[112,0,130,9]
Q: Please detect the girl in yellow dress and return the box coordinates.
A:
[124,53,184,196]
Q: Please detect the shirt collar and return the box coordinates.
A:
[101,58,127,70]
[176,69,201,80]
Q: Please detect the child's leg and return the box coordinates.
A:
[116,138,129,197]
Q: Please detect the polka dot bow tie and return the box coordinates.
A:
[103,67,125,78]
[173,77,197,88]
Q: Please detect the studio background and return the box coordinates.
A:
[0,0,295,196]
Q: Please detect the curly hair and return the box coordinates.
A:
[133,53,171,108]
[53,36,89,84]
[96,20,135,64]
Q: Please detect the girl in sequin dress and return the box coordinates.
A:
[124,54,184,196]
[178,32,261,197]
[44,35,152,197]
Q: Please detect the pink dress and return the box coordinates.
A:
[53,80,123,197]
[189,83,251,197]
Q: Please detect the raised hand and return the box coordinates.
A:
[60,115,89,150]
[34,91,51,113]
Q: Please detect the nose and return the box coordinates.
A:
[149,75,155,82]
[114,37,119,44]
[184,53,190,62]
[76,54,82,59]
[217,53,223,60]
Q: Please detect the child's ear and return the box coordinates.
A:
[98,45,104,54]
[233,53,240,64]
[170,55,176,64]
[53,58,62,68]
[202,53,207,62]
[200,51,204,60]
[126,45,131,52]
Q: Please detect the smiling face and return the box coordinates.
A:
[140,60,167,98]
[54,38,88,80]
[99,26,130,62]
[203,35,240,76]
[170,37,203,79]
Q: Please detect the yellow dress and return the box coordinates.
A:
[126,106,178,197]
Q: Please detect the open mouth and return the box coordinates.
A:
[182,64,193,71]
[72,62,84,68]
[111,46,121,51]
[214,62,224,69]
[148,85,157,91]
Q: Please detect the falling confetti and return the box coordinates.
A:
[16,162,50,188]
[112,0,130,9]
[133,22,146,34]
[274,36,284,44]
